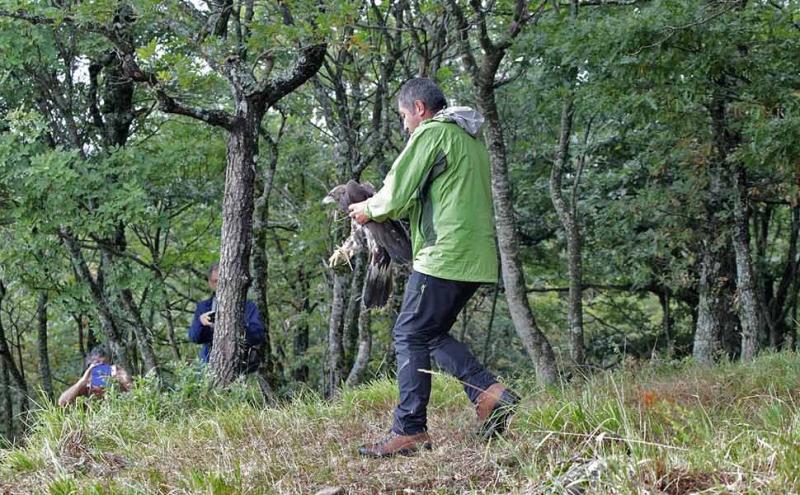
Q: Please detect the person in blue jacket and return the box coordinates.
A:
[188,262,266,364]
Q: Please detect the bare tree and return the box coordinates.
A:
[1,358,13,440]
[0,281,28,416]
[252,111,288,389]
[731,165,759,360]
[548,0,587,368]
[448,0,558,384]
[36,292,54,401]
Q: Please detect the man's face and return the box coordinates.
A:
[208,268,219,291]
[399,100,427,135]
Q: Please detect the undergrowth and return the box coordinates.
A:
[1,353,799,494]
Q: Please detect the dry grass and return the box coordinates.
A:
[1,353,800,494]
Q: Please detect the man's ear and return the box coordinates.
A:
[413,99,426,116]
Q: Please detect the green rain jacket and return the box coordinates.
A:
[364,107,498,283]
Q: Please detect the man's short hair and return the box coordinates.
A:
[208,262,219,279]
[397,78,447,114]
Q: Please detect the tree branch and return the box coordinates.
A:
[257,43,328,108]
[447,0,480,79]
[116,53,234,128]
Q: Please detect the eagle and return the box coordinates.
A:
[323,180,412,309]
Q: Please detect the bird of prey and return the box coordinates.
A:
[323,180,412,309]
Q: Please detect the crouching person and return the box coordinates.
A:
[58,345,132,407]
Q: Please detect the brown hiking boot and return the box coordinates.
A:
[357,431,432,458]
[476,383,520,439]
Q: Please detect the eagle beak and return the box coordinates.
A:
[321,195,336,205]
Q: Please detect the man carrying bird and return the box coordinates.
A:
[348,77,520,458]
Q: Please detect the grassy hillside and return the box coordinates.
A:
[2,353,799,494]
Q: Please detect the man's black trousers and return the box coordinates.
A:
[392,270,498,435]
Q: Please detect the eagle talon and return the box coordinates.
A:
[328,247,354,270]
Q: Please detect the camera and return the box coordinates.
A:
[208,311,216,323]
[90,363,112,388]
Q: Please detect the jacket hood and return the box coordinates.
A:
[433,106,484,137]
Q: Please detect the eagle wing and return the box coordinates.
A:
[343,180,412,264]
[323,180,412,308]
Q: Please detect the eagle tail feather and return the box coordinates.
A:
[362,256,392,309]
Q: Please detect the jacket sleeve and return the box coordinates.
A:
[188,303,213,344]
[244,302,266,346]
[365,126,441,222]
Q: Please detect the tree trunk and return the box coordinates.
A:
[252,127,281,383]
[162,301,181,361]
[694,234,726,364]
[753,206,771,344]
[119,288,159,373]
[251,211,272,378]
[103,7,325,385]
[550,93,585,367]
[14,329,24,386]
[311,56,365,395]
[731,166,759,360]
[446,0,559,385]
[483,285,500,364]
[326,272,348,397]
[659,290,674,360]
[210,108,260,387]
[767,206,800,348]
[478,83,559,385]
[693,162,727,364]
[59,229,132,371]
[36,292,54,401]
[719,281,741,358]
[0,359,12,440]
[343,250,367,375]
[380,270,406,376]
[345,300,372,387]
[73,313,86,358]
[150,266,180,360]
[789,278,798,351]
[292,267,311,383]
[695,76,732,363]
[85,315,98,355]
[789,207,800,351]
[0,282,28,415]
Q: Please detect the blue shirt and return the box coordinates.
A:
[188,296,266,363]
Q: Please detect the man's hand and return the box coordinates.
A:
[80,363,98,387]
[348,200,370,225]
[200,311,215,327]
[59,363,99,406]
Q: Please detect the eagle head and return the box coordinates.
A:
[322,184,348,209]
[322,180,376,213]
